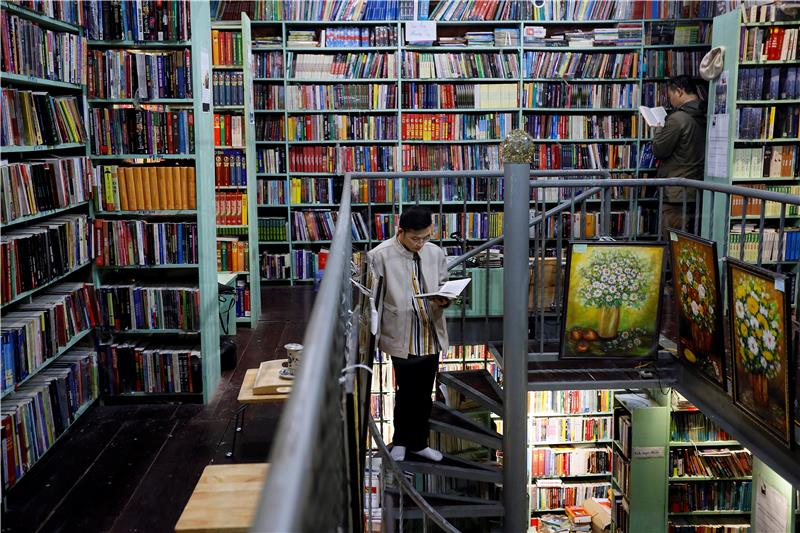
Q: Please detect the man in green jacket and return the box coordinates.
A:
[652,75,707,238]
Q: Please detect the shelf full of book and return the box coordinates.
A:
[211,15,262,326]
[209,1,723,283]
[703,7,800,271]
[85,0,220,404]
[667,391,753,532]
[527,389,615,525]
[0,1,100,492]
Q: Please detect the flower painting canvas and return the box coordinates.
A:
[560,242,666,359]
[727,259,793,445]
[669,230,726,388]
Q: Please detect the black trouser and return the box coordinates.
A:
[391,353,439,451]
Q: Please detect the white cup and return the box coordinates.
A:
[284,343,304,376]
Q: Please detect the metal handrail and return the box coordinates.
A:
[251,175,353,532]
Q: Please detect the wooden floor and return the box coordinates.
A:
[2,286,316,533]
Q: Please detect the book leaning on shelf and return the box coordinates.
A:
[89,107,194,155]
[2,348,99,490]
[1,12,86,84]
[83,0,191,41]
[1,282,98,394]
[96,341,201,395]
[0,90,86,147]
[0,157,93,225]
[97,285,200,332]
[1,214,92,304]
[94,220,199,267]
[87,49,193,100]
[92,165,196,212]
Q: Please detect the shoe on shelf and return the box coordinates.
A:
[411,447,443,462]
[390,445,406,462]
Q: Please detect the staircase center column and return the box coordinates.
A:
[500,131,533,532]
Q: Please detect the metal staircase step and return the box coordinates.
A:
[385,502,504,520]
[429,401,503,450]
[397,453,502,484]
[439,369,504,417]
[385,487,501,508]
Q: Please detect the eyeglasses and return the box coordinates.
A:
[407,235,431,245]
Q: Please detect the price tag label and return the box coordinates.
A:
[573,244,588,253]
[633,446,664,459]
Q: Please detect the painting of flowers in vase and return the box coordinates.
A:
[668,230,726,389]
[560,242,666,359]
[727,259,793,445]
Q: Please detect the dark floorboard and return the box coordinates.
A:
[1,287,316,533]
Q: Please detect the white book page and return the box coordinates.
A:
[415,278,471,299]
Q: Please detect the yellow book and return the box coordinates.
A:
[126,167,139,211]
[172,166,182,209]
[118,167,130,211]
[148,166,160,210]
[140,166,153,210]
[212,30,220,65]
[131,167,145,211]
[241,193,248,226]
[177,166,187,209]
[164,167,176,209]
[156,167,168,209]
[187,167,197,209]
[103,166,115,211]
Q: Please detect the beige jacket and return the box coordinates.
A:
[367,237,449,359]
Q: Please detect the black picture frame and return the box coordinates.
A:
[668,228,727,390]
[726,258,794,447]
[559,241,667,360]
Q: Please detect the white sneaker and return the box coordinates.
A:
[390,445,406,461]
[411,447,443,462]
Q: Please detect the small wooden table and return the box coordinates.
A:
[226,368,292,458]
[174,463,269,533]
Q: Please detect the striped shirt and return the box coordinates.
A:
[408,253,440,356]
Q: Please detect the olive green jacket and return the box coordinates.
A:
[652,99,707,202]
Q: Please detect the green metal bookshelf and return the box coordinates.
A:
[86,1,221,404]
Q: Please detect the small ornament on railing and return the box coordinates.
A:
[501,129,535,164]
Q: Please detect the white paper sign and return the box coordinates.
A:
[200,49,212,112]
[707,114,729,178]
[633,446,664,458]
[405,21,436,44]
[754,481,789,533]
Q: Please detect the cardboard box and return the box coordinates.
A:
[583,498,611,533]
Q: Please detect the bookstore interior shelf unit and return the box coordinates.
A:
[210,0,719,283]
[1,0,98,491]
[83,0,221,404]
[704,7,800,271]
[211,14,262,326]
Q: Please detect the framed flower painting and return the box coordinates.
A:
[727,259,793,446]
[668,230,726,389]
[560,242,666,359]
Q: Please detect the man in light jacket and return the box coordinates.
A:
[652,75,708,239]
[368,206,449,462]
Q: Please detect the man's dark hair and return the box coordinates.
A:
[668,75,707,101]
[399,206,433,231]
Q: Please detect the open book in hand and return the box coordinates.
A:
[415,278,471,300]
[639,105,667,128]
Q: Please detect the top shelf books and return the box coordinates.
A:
[83,0,191,42]
[212,0,722,23]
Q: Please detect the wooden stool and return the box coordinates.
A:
[175,463,269,532]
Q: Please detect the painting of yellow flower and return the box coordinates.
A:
[668,230,725,388]
[561,242,665,359]
[727,259,792,446]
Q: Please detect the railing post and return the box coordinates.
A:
[500,131,532,532]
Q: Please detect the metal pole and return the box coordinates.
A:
[502,162,530,532]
